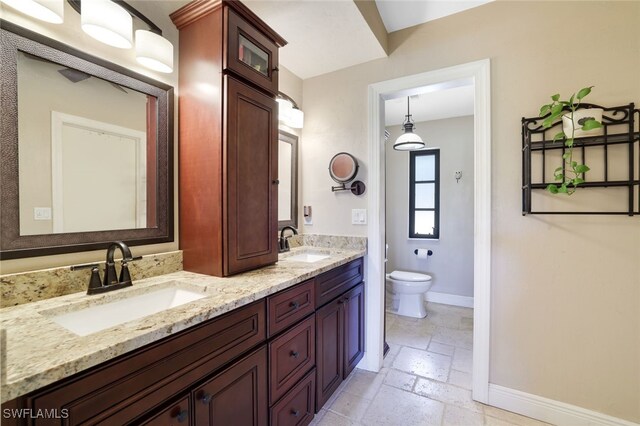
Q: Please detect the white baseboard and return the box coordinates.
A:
[488,384,639,426]
[425,291,474,308]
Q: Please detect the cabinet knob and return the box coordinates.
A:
[273,66,279,72]
[174,409,188,423]
[291,409,300,417]
[272,179,279,184]
[289,301,299,309]
[200,392,212,405]
[290,350,299,359]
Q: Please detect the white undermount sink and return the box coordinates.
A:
[284,253,331,263]
[46,287,207,336]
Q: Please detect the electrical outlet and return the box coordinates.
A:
[351,209,367,225]
[34,207,52,220]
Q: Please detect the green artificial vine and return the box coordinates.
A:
[538,86,602,195]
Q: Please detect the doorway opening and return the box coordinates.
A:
[361,59,491,404]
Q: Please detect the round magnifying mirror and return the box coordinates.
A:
[329,152,359,183]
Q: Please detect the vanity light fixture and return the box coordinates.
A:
[81,0,132,49]
[277,92,304,129]
[0,0,64,24]
[56,0,174,73]
[394,96,425,151]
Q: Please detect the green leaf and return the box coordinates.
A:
[554,166,563,172]
[566,139,574,147]
[542,112,563,128]
[576,86,593,100]
[563,152,571,159]
[571,161,577,167]
[581,119,602,131]
[558,184,569,194]
[547,184,559,194]
[539,104,551,116]
[553,131,565,142]
[551,104,563,115]
[568,94,575,105]
[575,164,590,173]
[554,174,564,181]
[572,177,585,185]
[551,94,560,101]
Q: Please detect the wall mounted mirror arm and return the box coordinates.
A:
[329,152,366,196]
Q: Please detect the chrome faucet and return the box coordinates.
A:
[279,226,298,253]
[71,241,141,295]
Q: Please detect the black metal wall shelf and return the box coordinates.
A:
[522,103,640,216]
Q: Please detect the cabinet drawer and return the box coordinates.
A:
[225,7,278,95]
[139,396,190,426]
[315,258,363,308]
[268,279,315,337]
[28,300,266,425]
[270,369,316,426]
[269,314,315,404]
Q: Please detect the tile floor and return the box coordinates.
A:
[310,302,551,426]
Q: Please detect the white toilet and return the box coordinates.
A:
[386,270,432,318]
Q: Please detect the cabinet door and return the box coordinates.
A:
[225,8,279,95]
[225,76,278,275]
[315,300,343,411]
[193,346,268,426]
[343,283,365,378]
[140,396,190,426]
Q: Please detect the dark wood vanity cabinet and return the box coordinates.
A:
[170,0,286,277]
[315,260,365,411]
[1,258,364,426]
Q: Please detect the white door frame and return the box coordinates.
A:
[51,111,147,232]
[362,59,492,403]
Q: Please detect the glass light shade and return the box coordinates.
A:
[1,0,63,23]
[277,97,293,123]
[394,131,425,151]
[286,107,304,129]
[135,30,173,73]
[81,0,132,49]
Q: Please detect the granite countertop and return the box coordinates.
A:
[0,246,365,403]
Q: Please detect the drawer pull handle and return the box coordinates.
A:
[290,301,299,309]
[338,297,349,305]
[291,409,300,417]
[174,409,188,423]
[290,350,299,358]
[200,393,212,405]
[273,66,279,72]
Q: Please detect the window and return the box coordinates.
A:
[409,149,440,239]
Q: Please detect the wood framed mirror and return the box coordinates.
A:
[0,22,174,259]
[277,130,298,229]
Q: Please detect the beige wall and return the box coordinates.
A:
[386,116,474,297]
[300,1,640,422]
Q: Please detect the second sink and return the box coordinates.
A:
[44,286,207,336]
[284,253,331,263]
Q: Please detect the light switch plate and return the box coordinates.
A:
[34,207,52,220]
[351,209,367,225]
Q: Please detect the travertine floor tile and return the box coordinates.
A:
[386,322,432,350]
[341,368,386,400]
[484,405,552,425]
[432,326,473,349]
[443,404,484,426]
[428,341,456,357]
[328,391,372,422]
[452,347,473,373]
[413,377,484,413]
[317,410,359,426]
[392,346,451,382]
[361,384,444,426]
[447,369,472,390]
[383,368,417,391]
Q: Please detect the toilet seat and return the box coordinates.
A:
[388,270,432,282]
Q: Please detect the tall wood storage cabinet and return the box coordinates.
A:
[171,0,287,276]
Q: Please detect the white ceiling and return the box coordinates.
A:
[243,0,387,79]
[375,0,493,33]
[384,82,474,126]
[242,0,493,80]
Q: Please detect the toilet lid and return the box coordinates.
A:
[389,270,432,282]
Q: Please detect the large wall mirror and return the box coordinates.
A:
[0,22,174,259]
[278,130,298,229]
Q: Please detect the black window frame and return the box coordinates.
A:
[409,149,440,239]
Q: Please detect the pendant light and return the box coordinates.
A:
[81,0,133,49]
[394,97,425,151]
[135,30,173,74]
[0,0,64,24]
